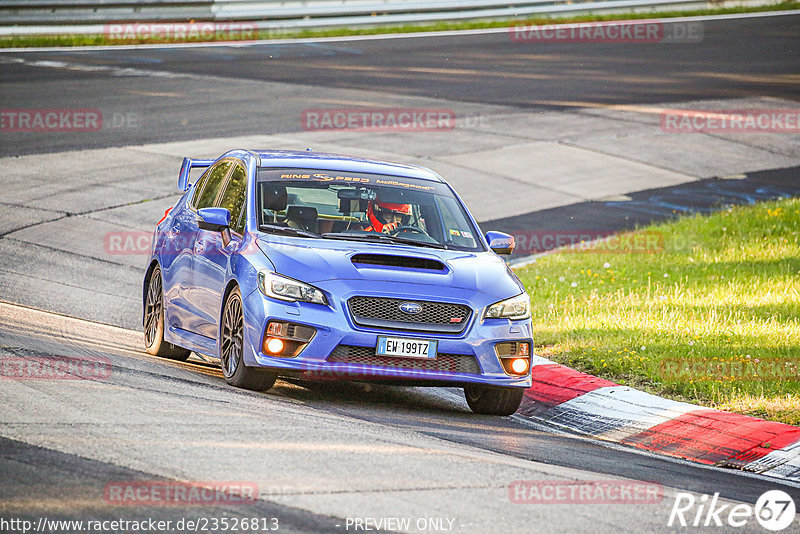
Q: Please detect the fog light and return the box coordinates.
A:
[262,321,316,358]
[496,340,533,376]
[511,357,529,375]
[266,338,285,354]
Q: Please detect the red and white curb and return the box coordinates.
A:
[519,356,800,483]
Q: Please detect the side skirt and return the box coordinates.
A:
[165,325,217,356]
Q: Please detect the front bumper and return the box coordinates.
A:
[240,282,533,388]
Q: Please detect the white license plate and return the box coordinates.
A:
[376,336,438,359]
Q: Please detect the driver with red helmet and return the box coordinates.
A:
[365,199,413,233]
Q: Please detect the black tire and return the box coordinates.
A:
[220,286,277,392]
[464,385,525,416]
[144,266,191,361]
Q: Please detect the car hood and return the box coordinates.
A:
[255,235,522,298]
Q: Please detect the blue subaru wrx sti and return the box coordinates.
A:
[143,150,532,415]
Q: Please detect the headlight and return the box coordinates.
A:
[258,271,327,305]
[484,293,530,320]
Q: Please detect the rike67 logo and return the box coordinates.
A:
[669,490,796,531]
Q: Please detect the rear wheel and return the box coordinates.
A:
[464,385,524,415]
[220,287,277,392]
[144,266,191,361]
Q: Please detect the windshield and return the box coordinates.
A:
[256,168,483,252]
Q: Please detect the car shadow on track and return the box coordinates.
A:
[278,378,471,416]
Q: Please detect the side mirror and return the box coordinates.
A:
[486,231,515,256]
[197,207,231,232]
[198,208,232,247]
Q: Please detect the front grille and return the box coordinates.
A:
[348,296,472,334]
[328,345,480,374]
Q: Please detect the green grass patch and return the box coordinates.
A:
[1,1,797,48]
[515,197,800,425]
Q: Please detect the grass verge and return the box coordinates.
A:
[514,197,800,425]
[0,1,797,48]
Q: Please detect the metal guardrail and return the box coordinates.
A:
[213,0,694,19]
[0,1,213,24]
[0,0,777,34]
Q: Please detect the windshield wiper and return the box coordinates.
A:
[259,223,320,239]
[322,232,446,249]
[381,234,446,249]
[321,232,394,244]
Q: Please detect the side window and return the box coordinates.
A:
[218,163,248,235]
[193,161,232,210]
[191,175,208,207]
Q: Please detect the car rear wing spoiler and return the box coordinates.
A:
[177,157,215,192]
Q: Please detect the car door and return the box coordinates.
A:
[191,161,247,339]
[170,160,232,335]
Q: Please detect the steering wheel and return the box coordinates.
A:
[390,225,430,237]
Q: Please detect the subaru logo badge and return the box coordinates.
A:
[399,302,423,315]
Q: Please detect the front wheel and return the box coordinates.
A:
[220,287,277,392]
[144,266,191,361]
[464,385,524,415]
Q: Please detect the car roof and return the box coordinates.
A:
[251,150,444,183]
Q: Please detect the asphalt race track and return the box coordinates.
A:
[1,14,798,156]
[1,12,799,533]
[2,303,797,533]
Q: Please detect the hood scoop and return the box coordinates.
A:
[351,253,446,272]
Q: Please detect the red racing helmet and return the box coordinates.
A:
[367,199,412,232]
